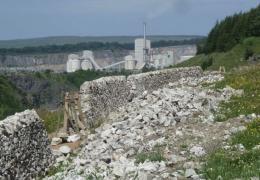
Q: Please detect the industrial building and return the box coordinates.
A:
[66,50,101,73]
[66,23,195,73]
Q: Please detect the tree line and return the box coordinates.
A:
[199,4,260,54]
[0,38,203,55]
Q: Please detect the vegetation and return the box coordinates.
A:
[175,37,260,71]
[0,69,133,123]
[135,145,166,164]
[200,4,260,54]
[37,109,64,134]
[231,118,260,149]
[204,118,260,179]
[0,35,204,49]
[0,75,29,120]
[0,38,203,55]
[214,65,260,121]
[135,151,165,164]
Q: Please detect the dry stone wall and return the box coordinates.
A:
[127,66,202,97]
[80,67,203,127]
[0,110,54,179]
[80,76,130,127]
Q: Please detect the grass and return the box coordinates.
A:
[203,118,260,179]
[204,149,260,179]
[37,109,64,134]
[214,65,260,121]
[231,118,260,150]
[135,145,166,164]
[45,164,68,177]
[174,37,260,71]
[135,151,165,164]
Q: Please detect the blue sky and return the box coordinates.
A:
[0,0,259,40]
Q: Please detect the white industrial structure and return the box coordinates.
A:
[124,55,136,70]
[66,54,81,73]
[66,23,195,73]
[66,50,102,73]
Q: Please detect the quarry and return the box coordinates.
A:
[65,24,196,72]
[0,24,196,74]
[1,3,260,180]
[0,66,258,179]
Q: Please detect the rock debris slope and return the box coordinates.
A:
[45,72,244,180]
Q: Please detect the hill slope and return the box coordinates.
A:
[175,37,260,71]
[0,76,29,120]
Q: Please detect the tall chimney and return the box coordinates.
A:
[143,22,146,49]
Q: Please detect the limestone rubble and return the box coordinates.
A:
[45,72,247,180]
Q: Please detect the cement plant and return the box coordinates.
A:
[66,23,196,73]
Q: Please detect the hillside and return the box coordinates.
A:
[200,4,260,53]
[0,35,204,49]
[0,70,133,121]
[175,37,260,71]
[0,76,29,120]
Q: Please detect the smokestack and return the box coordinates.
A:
[143,22,146,49]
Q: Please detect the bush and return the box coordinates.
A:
[201,57,213,70]
[244,48,254,60]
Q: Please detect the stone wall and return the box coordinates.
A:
[127,66,202,97]
[80,67,203,127]
[80,76,130,127]
[0,110,54,179]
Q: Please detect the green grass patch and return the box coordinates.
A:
[174,37,260,71]
[37,109,64,134]
[204,118,260,179]
[231,118,260,150]
[204,149,260,179]
[135,151,165,164]
[214,66,260,121]
[135,145,166,164]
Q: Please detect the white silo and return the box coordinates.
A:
[82,50,94,59]
[66,54,81,73]
[81,59,93,70]
[154,55,163,69]
[124,55,136,70]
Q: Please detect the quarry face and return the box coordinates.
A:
[0,45,196,73]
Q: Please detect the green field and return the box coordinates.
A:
[0,35,204,49]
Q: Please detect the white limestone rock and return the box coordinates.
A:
[59,145,71,155]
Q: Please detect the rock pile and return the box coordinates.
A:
[45,72,244,180]
[79,67,203,127]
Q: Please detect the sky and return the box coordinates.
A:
[0,0,259,40]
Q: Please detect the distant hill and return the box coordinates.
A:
[0,35,204,49]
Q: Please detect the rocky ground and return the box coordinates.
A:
[44,72,256,180]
